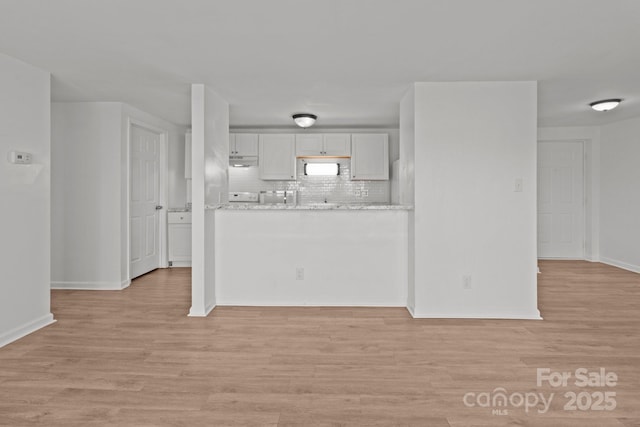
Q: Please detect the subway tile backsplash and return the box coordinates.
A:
[229,158,390,204]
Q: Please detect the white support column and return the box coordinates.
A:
[404,81,541,319]
[189,84,229,317]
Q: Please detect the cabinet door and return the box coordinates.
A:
[295,134,323,156]
[168,224,192,263]
[351,134,389,180]
[234,133,258,156]
[259,134,296,180]
[323,133,351,156]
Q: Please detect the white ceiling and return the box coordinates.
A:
[1,0,639,128]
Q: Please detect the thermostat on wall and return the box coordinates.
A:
[8,151,32,164]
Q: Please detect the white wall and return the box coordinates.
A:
[190,84,229,316]
[0,53,55,347]
[51,102,179,289]
[215,210,408,306]
[52,103,124,289]
[598,117,640,273]
[399,88,416,312]
[168,128,190,209]
[410,82,540,319]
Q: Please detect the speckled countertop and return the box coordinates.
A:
[206,203,413,211]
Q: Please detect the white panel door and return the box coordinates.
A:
[537,141,584,258]
[130,124,161,278]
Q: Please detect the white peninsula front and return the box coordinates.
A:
[213,204,411,307]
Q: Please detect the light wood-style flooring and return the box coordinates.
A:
[1,261,639,426]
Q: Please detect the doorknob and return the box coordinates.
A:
[155,205,163,210]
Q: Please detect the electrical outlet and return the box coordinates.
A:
[362,189,368,197]
[463,275,472,289]
[354,190,361,198]
[296,267,304,280]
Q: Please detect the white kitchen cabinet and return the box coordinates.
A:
[351,133,389,180]
[184,132,192,179]
[259,134,296,180]
[168,212,191,267]
[295,134,323,156]
[323,133,351,156]
[295,133,351,156]
[230,133,258,156]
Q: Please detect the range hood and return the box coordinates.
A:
[229,155,258,167]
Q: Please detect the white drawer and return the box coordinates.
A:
[168,212,192,224]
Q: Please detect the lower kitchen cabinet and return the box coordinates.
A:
[168,212,191,267]
[351,133,389,180]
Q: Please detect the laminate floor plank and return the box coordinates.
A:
[0,262,639,426]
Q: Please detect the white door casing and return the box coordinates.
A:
[537,141,585,259]
[130,124,161,278]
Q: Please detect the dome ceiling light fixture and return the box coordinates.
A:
[589,99,622,112]
[292,113,317,128]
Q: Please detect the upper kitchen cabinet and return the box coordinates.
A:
[295,134,323,156]
[296,133,351,157]
[230,133,258,156]
[323,134,351,156]
[259,134,296,180]
[351,134,389,180]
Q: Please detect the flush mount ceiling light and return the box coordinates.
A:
[589,99,622,112]
[292,113,317,128]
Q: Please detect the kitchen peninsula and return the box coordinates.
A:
[212,204,411,307]
[203,130,413,307]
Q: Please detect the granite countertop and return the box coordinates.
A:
[211,203,413,211]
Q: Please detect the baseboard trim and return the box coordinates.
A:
[188,301,216,317]
[51,280,131,291]
[409,311,543,320]
[215,301,407,307]
[406,305,416,317]
[599,257,640,274]
[0,313,56,348]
